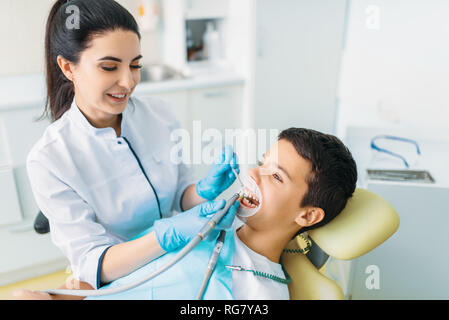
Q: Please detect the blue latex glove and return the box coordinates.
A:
[196,145,240,200]
[153,199,240,252]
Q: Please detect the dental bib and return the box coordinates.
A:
[237,173,262,222]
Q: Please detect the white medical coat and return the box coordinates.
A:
[27,95,196,289]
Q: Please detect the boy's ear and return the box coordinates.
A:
[294,207,325,228]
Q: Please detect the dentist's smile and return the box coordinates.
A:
[106,92,128,102]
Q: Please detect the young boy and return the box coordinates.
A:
[14,128,357,300]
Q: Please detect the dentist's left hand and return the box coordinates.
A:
[153,199,240,252]
[196,145,239,200]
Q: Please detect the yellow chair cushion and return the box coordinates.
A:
[282,239,344,300]
[308,188,400,260]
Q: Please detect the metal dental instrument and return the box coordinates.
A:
[232,168,253,205]
[232,167,248,203]
[43,193,240,297]
[232,167,245,189]
[196,230,227,300]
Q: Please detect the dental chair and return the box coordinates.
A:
[32,188,398,300]
[281,188,400,300]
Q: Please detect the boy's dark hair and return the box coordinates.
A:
[278,128,357,233]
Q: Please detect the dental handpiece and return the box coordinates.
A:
[42,193,240,297]
[196,229,226,300]
[196,193,239,240]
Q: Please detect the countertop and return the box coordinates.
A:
[344,125,449,188]
[0,71,245,111]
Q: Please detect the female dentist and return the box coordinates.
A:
[22,0,239,296]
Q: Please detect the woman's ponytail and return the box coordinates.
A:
[43,0,75,122]
[42,0,141,122]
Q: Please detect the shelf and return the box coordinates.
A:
[134,70,244,95]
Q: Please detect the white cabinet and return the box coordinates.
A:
[135,84,243,181]
[0,226,67,285]
[0,107,50,223]
[350,183,449,299]
[141,90,191,133]
[0,117,22,226]
[343,129,449,299]
[190,85,242,131]
[161,0,230,71]
[0,106,67,285]
[135,84,242,136]
[0,167,22,226]
[190,84,243,180]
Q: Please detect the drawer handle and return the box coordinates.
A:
[203,91,229,98]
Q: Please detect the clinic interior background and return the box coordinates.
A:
[0,0,448,300]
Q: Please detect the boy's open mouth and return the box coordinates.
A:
[240,187,260,209]
[236,173,262,220]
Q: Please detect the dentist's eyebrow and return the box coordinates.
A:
[98,55,143,62]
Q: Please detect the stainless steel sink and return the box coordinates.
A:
[140,64,185,82]
[366,169,435,183]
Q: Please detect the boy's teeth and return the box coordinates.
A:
[242,197,255,208]
[239,186,259,207]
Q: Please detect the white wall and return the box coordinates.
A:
[337,0,449,138]
[253,0,348,134]
[226,0,256,131]
[0,0,160,77]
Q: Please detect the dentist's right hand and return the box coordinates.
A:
[153,199,240,252]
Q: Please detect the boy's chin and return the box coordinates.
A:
[236,207,262,224]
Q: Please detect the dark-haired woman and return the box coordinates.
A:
[19,0,239,297]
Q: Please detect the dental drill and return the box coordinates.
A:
[42,193,240,297]
[196,169,258,300]
[196,229,227,300]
